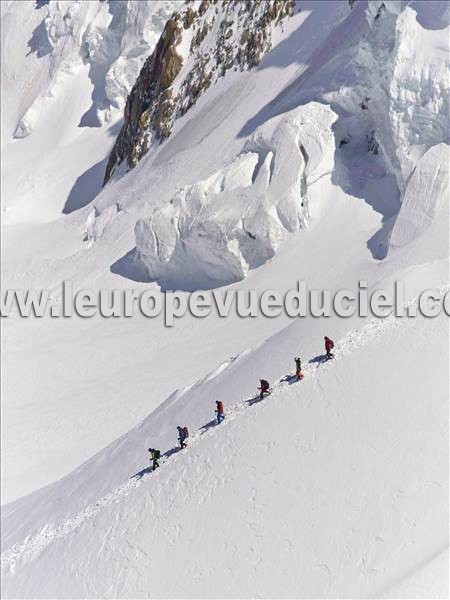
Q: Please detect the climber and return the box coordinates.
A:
[148,448,160,470]
[324,336,334,359]
[258,379,270,399]
[177,426,189,449]
[215,401,225,424]
[294,357,304,380]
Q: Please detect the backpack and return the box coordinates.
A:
[216,401,224,414]
[182,426,189,438]
[261,379,269,388]
[154,449,161,459]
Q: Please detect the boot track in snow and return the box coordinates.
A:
[1,291,445,573]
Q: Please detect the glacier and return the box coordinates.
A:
[1,1,449,598]
[135,103,337,289]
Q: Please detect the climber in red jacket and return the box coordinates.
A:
[324,336,334,359]
[215,401,225,424]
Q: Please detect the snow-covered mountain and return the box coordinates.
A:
[1,0,176,221]
[1,1,449,598]
[103,0,296,182]
[100,0,450,287]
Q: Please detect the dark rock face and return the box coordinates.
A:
[103,0,296,184]
[104,16,183,183]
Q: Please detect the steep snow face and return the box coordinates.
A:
[382,8,450,247]
[390,143,450,248]
[233,0,449,251]
[0,0,175,223]
[360,2,450,192]
[135,103,337,289]
[101,0,449,284]
[2,0,177,138]
[351,3,450,252]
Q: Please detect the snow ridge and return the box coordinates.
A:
[3,288,445,574]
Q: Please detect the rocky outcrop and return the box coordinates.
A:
[103,0,296,184]
[104,15,184,181]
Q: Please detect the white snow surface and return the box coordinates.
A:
[1,1,449,598]
[0,0,176,222]
[390,143,450,247]
[135,103,336,290]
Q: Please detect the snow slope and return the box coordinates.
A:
[1,1,449,597]
[1,0,175,222]
[2,178,384,503]
[1,278,448,597]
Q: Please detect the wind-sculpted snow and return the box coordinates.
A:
[387,7,450,187]
[101,0,449,267]
[2,0,176,138]
[134,103,336,290]
[390,143,450,248]
[1,0,176,221]
[354,3,449,209]
[337,3,450,197]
